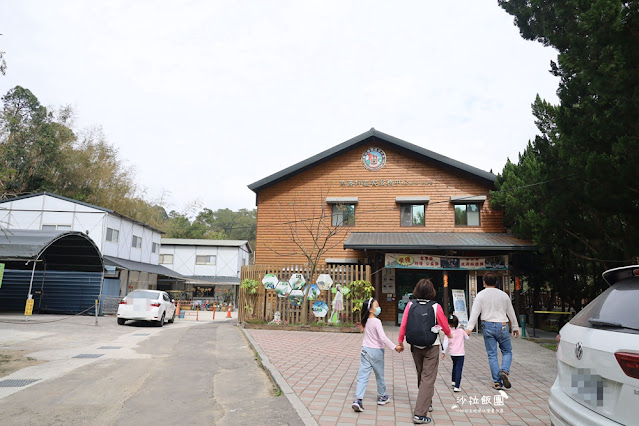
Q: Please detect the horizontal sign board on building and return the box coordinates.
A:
[339,179,434,188]
[384,254,508,270]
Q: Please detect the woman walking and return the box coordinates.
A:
[398,279,452,424]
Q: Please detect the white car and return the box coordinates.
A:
[117,290,176,327]
[549,265,639,425]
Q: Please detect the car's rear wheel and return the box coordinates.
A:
[168,310,175,323]
[117,318,126,325]
[156,313,165,327]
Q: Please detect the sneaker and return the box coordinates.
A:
[377,395,391,405]
[428,404,433,412]
[500,370,511,389]
[493,382,503,391]
[352,399,364,412]
[453,387,461,392]
[451,381,455,386]
[413,415,432,424]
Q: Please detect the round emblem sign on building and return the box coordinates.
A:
[361,147,386,171]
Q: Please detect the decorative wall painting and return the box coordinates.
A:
[289,290,304,307]
[262,273,279,289]
[305,284,320,300]
[288,273,306,290]
[316,274,333,290]
[275,282,292,298]
[312,300,329,317]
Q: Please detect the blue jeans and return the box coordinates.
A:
[451,355,465,388]
[355,346,386,399]
[482,322,512,384]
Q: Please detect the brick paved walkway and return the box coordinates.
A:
[246,327,555,425]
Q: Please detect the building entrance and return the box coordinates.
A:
[395,269,443,325]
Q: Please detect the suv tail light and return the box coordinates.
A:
[615,352,639,379]
[150,302,161,307]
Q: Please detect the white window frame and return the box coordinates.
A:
[196,255,216,265]
[42,224,72,231]
[106,227,120,243]
[132,235,142,249]
[159,254,174,264]
[152,242,159,253]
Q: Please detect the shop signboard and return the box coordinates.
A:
[384,254,508,270]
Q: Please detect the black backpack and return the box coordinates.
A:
[405,299,438,347]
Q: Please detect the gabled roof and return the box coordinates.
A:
[160,238,252,252]
[248,128,496,193]
[0,192,164,234]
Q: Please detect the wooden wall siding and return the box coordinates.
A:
[254,142,505,264]
[239,264,371,323]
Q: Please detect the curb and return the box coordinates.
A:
[241,328,318,426]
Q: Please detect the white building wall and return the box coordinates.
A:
[0,194,162,265]
[0,194,107,248]
[159,243,248,278]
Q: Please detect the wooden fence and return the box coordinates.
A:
[239,264,371,324]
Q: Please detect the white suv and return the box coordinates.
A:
[549,265,639,425]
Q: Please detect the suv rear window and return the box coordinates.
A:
[570,279,639,334]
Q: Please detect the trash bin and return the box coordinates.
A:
[519,314,526,337]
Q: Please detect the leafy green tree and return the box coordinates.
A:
[0,86,76,196]
[194,207,256,245]
[493,1,639,309]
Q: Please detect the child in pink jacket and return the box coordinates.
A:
[442,314,469,392]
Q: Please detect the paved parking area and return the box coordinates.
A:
[246,326,556,425]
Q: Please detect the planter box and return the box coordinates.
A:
[242,322,362,333]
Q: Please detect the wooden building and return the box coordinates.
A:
[248,129,534,325]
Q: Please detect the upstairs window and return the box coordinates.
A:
[331,204,355,227]
[106,227,119,243]
[42,224,72,231]
[159,254,173,264]
[400,204,425,227]
[152,242,159,253]
[132,235,142,249]
[454,204,481,226]
[196,255,216,265]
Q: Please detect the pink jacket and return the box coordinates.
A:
[398,301,451,344]
[442,328,469,356]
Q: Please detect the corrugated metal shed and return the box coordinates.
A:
[0,229,103,270]
[343,232,536,251]
[0,230,104,313]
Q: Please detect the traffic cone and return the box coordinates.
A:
[226,304,232,318]
[212,305,216,320]
[176,301,181,317]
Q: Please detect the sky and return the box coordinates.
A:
[0,1,559,213]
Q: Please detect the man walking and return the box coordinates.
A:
[466,272,520,390]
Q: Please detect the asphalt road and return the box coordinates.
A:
[0,316,302,425]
